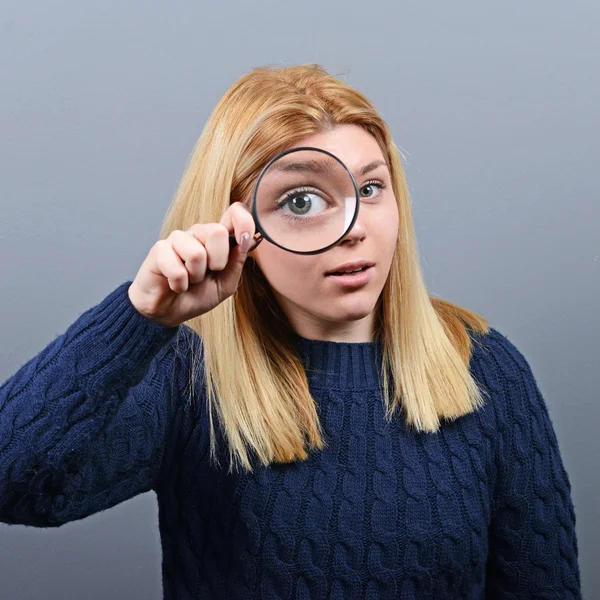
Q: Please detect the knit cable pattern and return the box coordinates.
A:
[0,283,581,599]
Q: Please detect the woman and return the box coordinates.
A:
[0,64,581,599]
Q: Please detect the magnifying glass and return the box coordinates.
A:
[229,146,360,255]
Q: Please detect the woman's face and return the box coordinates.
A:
[249,124,399,342]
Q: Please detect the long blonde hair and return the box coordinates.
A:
[160,64,490,472]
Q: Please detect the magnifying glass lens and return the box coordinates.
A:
[254,149,358,253]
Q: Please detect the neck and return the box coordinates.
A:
[287,310,377,343]
[294,322,374,343]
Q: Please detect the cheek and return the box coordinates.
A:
[253,246,321,296]
[377,199,400,254]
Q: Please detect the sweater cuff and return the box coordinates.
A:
[71,281,180,374]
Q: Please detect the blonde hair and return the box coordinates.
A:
[159,63,490,472]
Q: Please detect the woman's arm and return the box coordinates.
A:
[483,329,581,599]
[0,282,189,527]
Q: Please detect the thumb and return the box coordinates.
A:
[215,232,252,297]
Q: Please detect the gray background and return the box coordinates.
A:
[0,0,597,597]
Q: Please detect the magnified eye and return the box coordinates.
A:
[286,193,312,214]
[278,188,328,218]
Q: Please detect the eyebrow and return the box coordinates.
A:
[271,158,387,178]
[356,160,387,177]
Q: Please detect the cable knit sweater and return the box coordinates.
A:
[0,282,581,599]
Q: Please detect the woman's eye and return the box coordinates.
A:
[359,182,383,200]
[280,191,327,216]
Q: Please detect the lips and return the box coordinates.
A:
[326,260,375,276]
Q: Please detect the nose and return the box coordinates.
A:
[339,214,367,245]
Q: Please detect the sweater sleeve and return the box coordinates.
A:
[0,281,189,528]
[482,329,581,599]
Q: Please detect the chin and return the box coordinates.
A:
[319,295,377,322]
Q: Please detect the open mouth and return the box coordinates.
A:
[328,266,369,276]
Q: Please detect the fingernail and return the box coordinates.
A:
[240,232,251,253]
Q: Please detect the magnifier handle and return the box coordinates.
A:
[228,232,263,251]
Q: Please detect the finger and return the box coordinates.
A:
[186,223,229,272]
[219,202,255,246]
[154,240,190,293]
[169,230,208,284]
[212,233,257,299]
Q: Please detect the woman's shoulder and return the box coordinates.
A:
[467,325,537,386]
[465,325,554,434]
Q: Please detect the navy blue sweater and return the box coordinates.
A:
[0,282,581,599]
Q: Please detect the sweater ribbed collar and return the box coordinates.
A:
[292,333,384,390]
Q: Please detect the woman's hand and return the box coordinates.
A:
[128,202,256,328]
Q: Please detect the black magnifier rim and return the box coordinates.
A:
[251,146,361,255]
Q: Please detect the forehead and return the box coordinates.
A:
[287,124,385,173]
